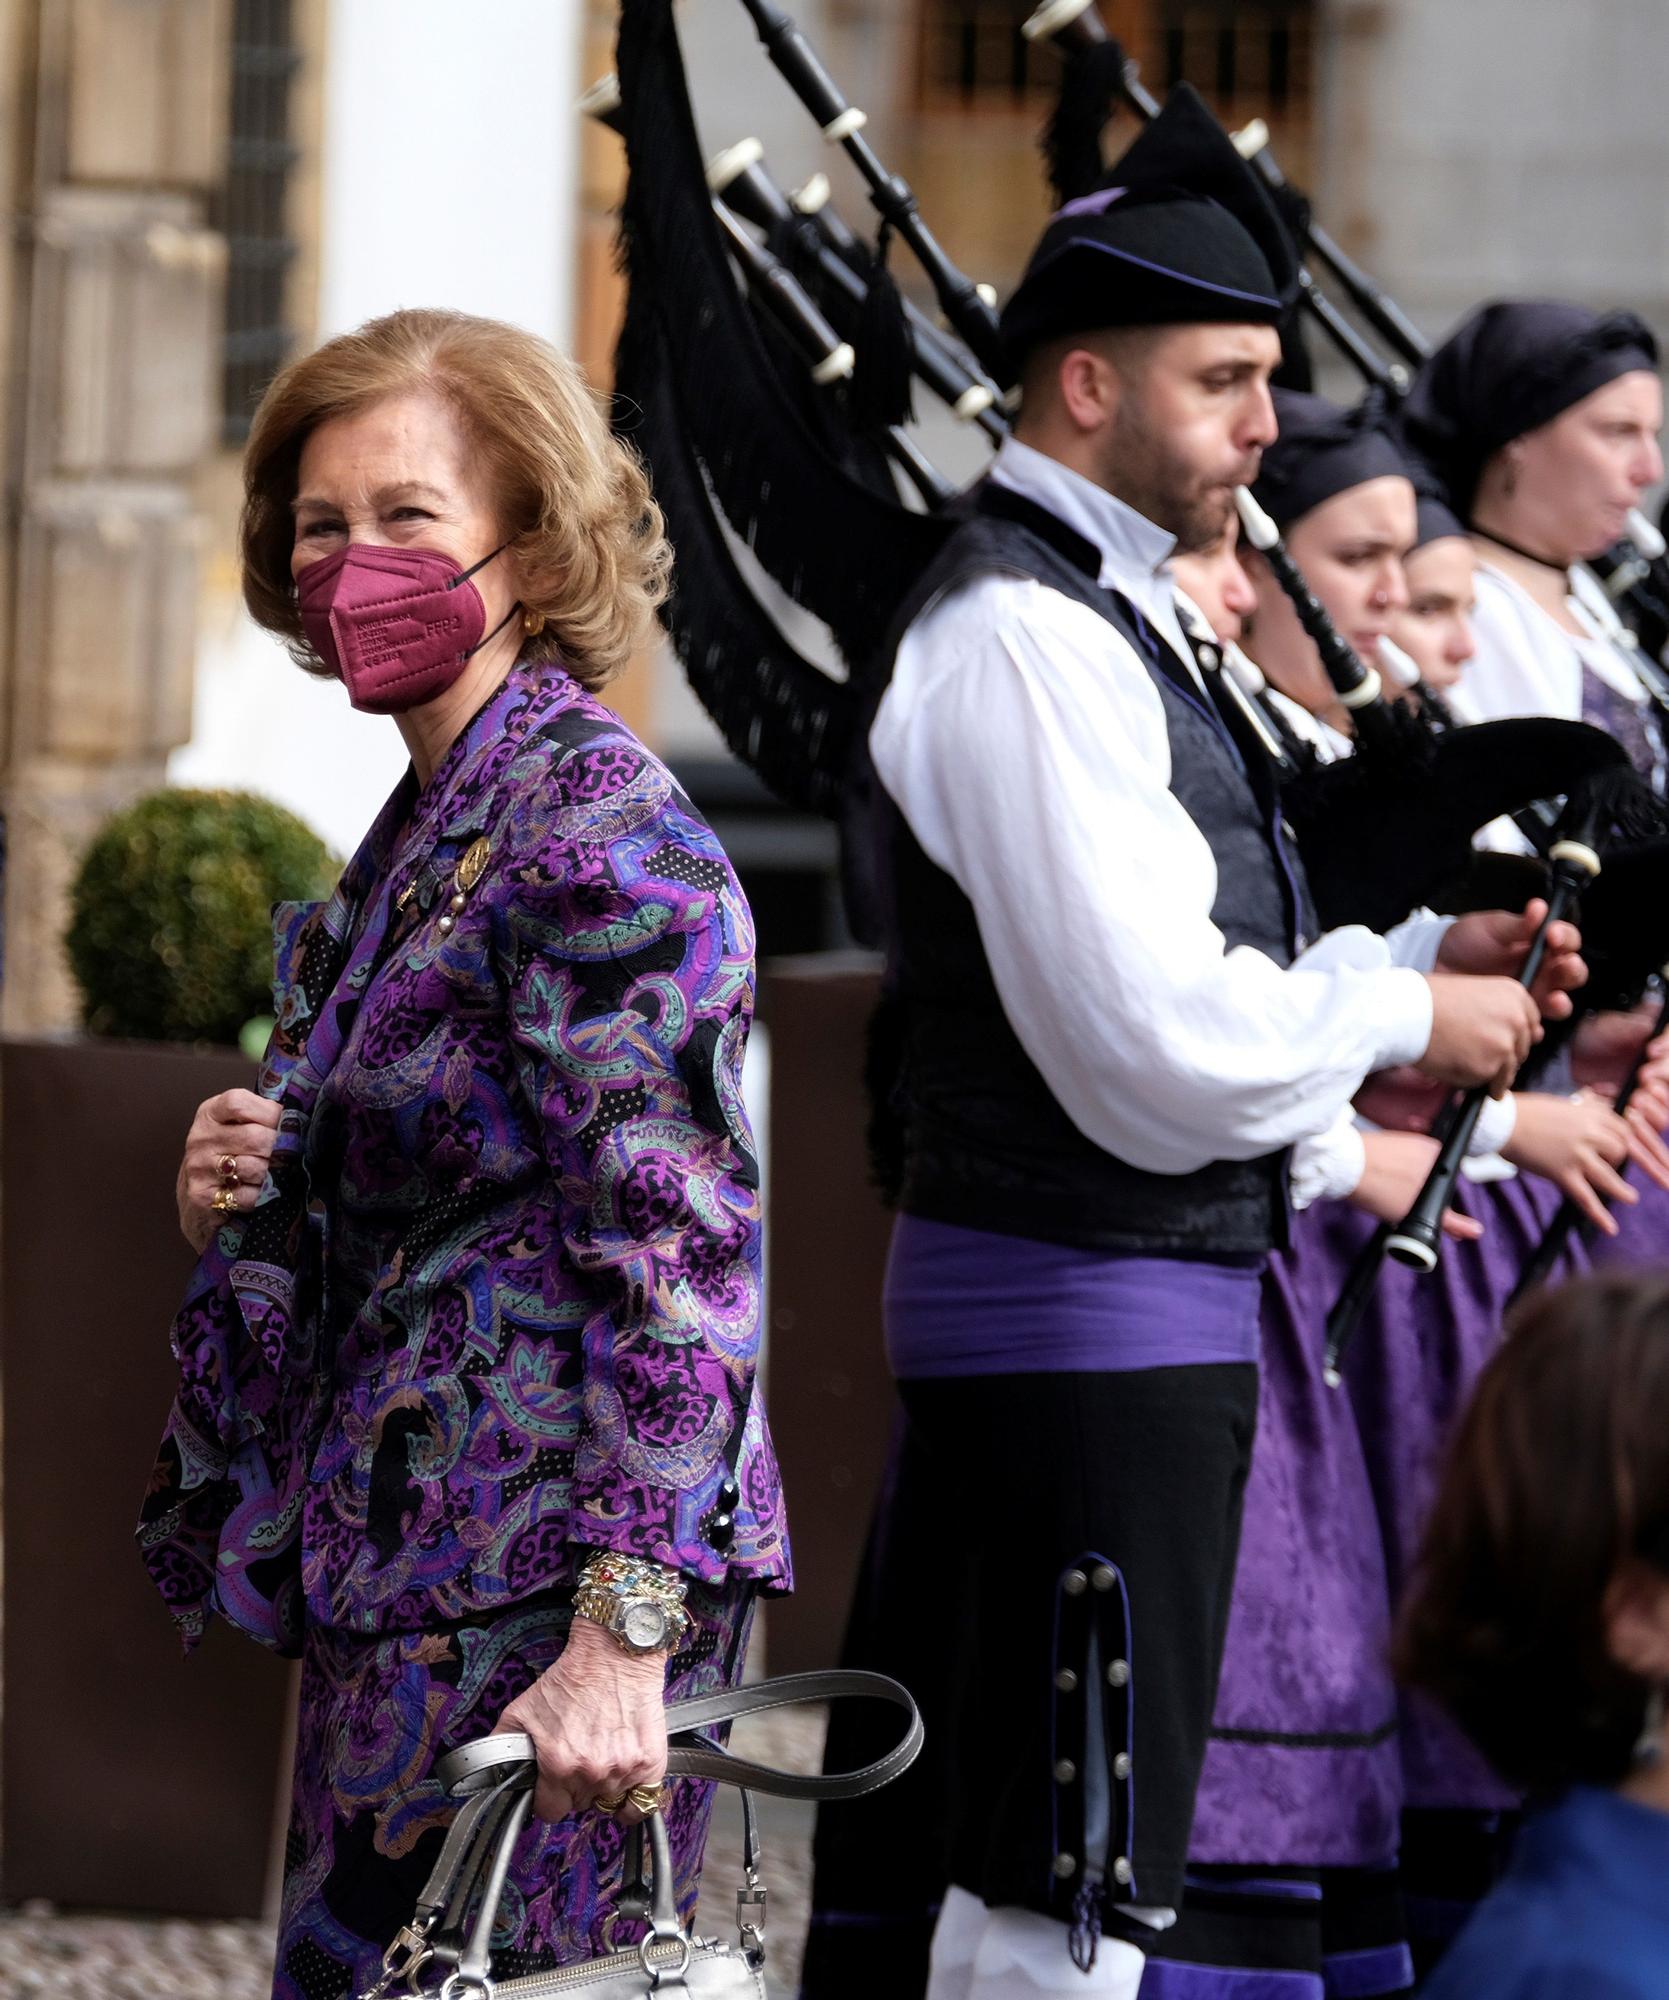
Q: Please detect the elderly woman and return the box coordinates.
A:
[137,307,790,1998]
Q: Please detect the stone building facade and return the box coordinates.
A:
[0,0,230,1033]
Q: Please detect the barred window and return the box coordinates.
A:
[915,1,1314,125]
[215,0,300,444]
[1157,1,1312,116]
[917,0,1060,106]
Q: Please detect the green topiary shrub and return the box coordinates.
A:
[65,788,338,1045]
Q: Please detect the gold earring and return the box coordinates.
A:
[522,608,545,636]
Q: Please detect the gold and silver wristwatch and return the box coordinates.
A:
[573,1551,692,1657]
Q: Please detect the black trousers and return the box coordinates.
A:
[802,1404,971,1999]
[896,1364,1258,1928]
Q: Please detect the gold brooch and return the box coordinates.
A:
[437,837,491,936]
[457,837,491,892]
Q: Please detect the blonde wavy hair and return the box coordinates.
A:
[240,308,671,691]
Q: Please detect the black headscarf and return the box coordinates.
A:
[1000,84,1299,366]
[1394,444,1468,552]
[1251,388,1410,530]
[1399,300,1659,513]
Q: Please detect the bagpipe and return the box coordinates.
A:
[600,0,1669,1310]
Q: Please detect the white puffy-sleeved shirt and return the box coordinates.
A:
[1223,647,1516,1194]
[869,439,1435,1192]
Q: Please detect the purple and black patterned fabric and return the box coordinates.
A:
[1579,658,1665,793]
[276,1581,753,2000]
[138,660,791,1653]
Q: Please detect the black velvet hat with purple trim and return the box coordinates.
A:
[1000,83,1300,366]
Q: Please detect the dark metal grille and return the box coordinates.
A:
[215,0,300,444]
[1159,2,1310,115]
[918,0,1060,105]
[917,2,1312,118]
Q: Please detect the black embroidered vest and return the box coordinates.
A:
[875,485,1319,1255]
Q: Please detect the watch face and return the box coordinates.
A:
[622,1601,670,1651]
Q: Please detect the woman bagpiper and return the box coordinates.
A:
[137,308,790,1999]
[1399,299,1669,1276]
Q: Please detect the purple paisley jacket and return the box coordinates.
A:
[138,663,791,1654]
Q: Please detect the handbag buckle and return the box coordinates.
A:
[737,1881,768,1957]
[438,1974,495,2000]
[637,1928,693,1988]
[362,1920,437,2000]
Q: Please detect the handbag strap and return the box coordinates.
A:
[401,1671,918,1952]
[668,1667,921,1798]
[435,1667,921,1805]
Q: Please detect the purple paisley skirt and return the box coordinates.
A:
[274,1581,754,2000]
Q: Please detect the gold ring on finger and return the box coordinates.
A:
[594,1791,629,1814]
[210,1186,241,1215]
[627,1783,666,1815]
[217,1152,239,1184]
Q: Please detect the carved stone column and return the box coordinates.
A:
[0,0,229,1033]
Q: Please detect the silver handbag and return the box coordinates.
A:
[360,1670,921,2000]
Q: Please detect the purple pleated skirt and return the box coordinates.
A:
[1589,1166,1669,1272]
[1328,1169,1584,1812]
[1189,1206,1401,1867]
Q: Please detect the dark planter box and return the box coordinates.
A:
[758,957,897,1676]
[0,1034,294,1916]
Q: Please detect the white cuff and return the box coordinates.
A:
[1291,1119,1367,1210]
[1469,1090,1519,1159]
[1383,908,1456,975]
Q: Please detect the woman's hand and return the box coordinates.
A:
[493,1616,670,1824]
[1571,1007,1669,1131]
[1348,1130,1483,1242]
[1572,1004,1662,1090]
[177,1089,281,1253]
[1630,1036,1669,1132]
[1501,1090,1669,1235]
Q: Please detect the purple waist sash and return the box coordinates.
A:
[883,1213,1264,1379]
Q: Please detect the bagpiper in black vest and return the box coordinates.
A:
[872,481,1320,1257]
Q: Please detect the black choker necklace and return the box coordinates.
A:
[1470,526,1570,574]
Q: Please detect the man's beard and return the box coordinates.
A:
[1099,406,1255,552]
